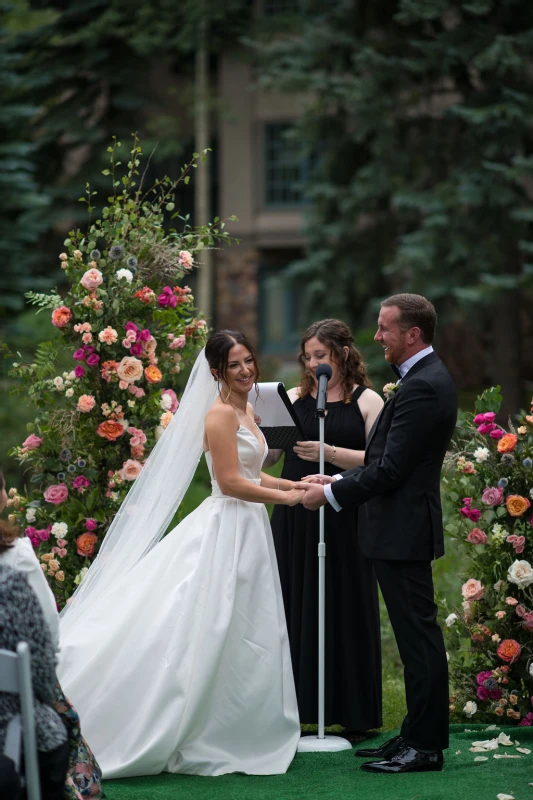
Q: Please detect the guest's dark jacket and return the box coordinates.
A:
[331,352,457,561]
[0,565,66,753]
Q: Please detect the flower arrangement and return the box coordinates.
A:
[443,386,533,725]
[6,137,235,606]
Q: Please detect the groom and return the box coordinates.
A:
[299,293,457,773]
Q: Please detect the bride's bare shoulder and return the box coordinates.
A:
[205,400,238,429]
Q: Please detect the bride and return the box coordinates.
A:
[57,330,304,778]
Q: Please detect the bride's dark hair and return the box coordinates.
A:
[205,330,260,403]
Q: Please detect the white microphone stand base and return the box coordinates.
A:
[297,735,352,753]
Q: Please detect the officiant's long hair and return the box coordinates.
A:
[298,319,370,403]
[206,330,260,403]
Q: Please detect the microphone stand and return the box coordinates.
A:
[297,381,351,754]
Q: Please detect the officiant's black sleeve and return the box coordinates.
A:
[330,377,439,509]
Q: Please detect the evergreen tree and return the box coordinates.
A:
[251,0,533,413]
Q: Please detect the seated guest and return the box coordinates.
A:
[0,473,104,799]
[0,565,68,800]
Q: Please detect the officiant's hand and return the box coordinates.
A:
[301,474,335,485]
[293,440,321,461]
[293,482,327,510]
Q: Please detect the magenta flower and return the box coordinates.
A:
[85,518,98,531]
[74,365,85,378]
[43,484,68,505]
[139,328,151,342]
[84,345,96,355]
[489,688,502,701]
[86,353,100,366]
[125,321,139,334]
[476,687,489,701]
[73,475,90,493]
[476,670,493,685]
[25,527,40,547]
[477,422,495,435]
[474,412,496,425]
[130,342,143,356]
[489,428,504,439]
[158,287,177,308]
[73,349,86,361]
[460,505,481,522]
[37,528,50,542]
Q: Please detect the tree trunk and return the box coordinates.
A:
[195,16,213,321]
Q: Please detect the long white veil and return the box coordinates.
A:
[60,347,218,635]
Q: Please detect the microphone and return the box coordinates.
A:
[315,364,332,417]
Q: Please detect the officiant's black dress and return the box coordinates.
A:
[271,387,382,731]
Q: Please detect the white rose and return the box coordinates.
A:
[51,522,68,539]
[445,613,458,627]
[160,394,172,411]
[26,508,37,523]
[463,701,477,718]
[529,663,533,677]
[473,447,489,463]
[53,376,65,390]
[74,567,89,586]
[116,268,133,282]
[67,371,76,380]
[507,559,533,588]
[65,388,74,397]
[492,523,504,536]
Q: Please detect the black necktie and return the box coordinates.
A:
[391,364,402,380]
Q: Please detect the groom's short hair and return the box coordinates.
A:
[381,294,437,344]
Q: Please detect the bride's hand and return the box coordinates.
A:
[285,488,306,506]
[301,474,335,485]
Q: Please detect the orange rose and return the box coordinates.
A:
[497,433,518,453]
[75,533,98,558]
[144,365,162,384]
[506,494,531,517]
[51,305,72,328]
[497,638,522,663]
[96,420,125,441]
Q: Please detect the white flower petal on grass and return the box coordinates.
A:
[493,754,521,759]
[473,756,488,762]
[497,733,513,746]
[516,747,531,754]
[496,794,515,800]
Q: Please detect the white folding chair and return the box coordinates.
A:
[0,642,41,800]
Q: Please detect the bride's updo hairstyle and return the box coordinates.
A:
[205,330,260,402]
[298,319,370,403]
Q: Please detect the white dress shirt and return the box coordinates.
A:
[0,537,60,652]
[324,346,434,511]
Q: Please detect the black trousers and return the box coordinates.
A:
[373,559,449,751]
[37,741,69,800]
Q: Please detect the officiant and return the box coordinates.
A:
[266,319,384,741]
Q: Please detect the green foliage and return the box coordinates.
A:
[475,385,503,415]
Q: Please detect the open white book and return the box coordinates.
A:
[248,382,306,449]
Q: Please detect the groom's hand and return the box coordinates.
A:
[301,474,335,485]
[293,482,327,510]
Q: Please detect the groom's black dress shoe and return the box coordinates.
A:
[360,743,443,773]
[355,735,403,759]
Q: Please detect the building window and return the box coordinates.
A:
[259,263,303,355]
[264,123,311,208]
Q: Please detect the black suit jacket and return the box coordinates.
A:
[330,352,457,561]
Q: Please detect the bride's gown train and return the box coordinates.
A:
[57,426,300,778]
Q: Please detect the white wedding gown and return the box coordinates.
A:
[57,425,300,778]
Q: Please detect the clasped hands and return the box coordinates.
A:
[293,473,335,510]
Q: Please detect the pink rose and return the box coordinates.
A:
[481,487,504,506]
[522,612,533,632]
[477,422,495,435]
[474,412,496,424]
[117,356,144,385]
[460,505,481,522]
[477,670,494,685]
[73,349,86,361]
[462,578,484,602]
[130,343,143,356]
[74,365,85,378]
[37,528,50,542]
[467,528,487,545]
[170,335,186,350]
[80,268,103,291]
[119,459,143,481]
[86,353,100,366]
[84,345,95,355]
[139,328,151,342]
[98,326,118,345]
[161,388,179,413]
[73,475,90,493]
[179,250,193,269]
[125,321,138,334]
[22,434,43,450]
[85,518,98,531]
[82,332,92,344]
[158,287,177,308]
[77,394,96,413]
[43,484,68,505]
[506,596,518,606]
[477,687,489,701]
[128,427,147,447]
[490,428,504,439]
[516,604,526,618]
[25,527,40,547]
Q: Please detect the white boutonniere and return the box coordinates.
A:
[383,382,400,401]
